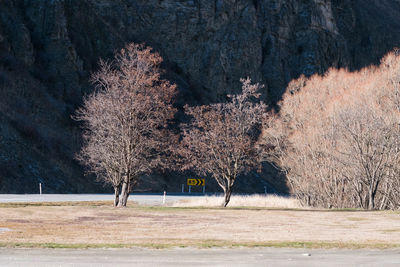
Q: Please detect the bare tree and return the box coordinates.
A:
[270,51,400,210]
[180,78,267,207]
[74,43,177,207]
[336,103,400,209]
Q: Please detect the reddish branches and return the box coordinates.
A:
[74,43,177,207]
[180,78,267,206]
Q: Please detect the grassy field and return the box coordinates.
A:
[0,201,399,249]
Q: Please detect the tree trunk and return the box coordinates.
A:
[222,187,232,207]
[113,186,120,207]
[368,188,375,210]
[121,190,129,207]
[379,195,387,210]
[118,180,129,207]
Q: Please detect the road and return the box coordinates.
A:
[0,193,201,205]
[0,247,399,266]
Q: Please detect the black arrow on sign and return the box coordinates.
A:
[196,179,204,186]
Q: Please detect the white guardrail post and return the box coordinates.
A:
[162,191,166,205]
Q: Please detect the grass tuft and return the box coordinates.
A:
[0,201,114,208]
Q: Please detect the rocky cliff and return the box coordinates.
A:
[1,0,400,193]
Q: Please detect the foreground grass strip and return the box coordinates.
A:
[0,241,399,250]
[0,202,394,213]
[125,205,388,213]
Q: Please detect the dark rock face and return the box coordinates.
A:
[1,0,400,193]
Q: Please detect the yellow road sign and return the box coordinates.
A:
[187,178,205,186]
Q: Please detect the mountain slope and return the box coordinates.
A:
[1,0,400,193]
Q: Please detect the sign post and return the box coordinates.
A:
[187,178,205,194]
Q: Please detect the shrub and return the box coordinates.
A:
[267,51,400,210]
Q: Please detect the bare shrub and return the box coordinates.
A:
[74,43,177,207]
[268,52,400,210]
[180,78,267,207]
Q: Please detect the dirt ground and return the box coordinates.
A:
[0,204,399,247]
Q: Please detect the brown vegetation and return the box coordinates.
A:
[180,78,267,207]
[0,204,399,248]
[73,41,400,211]
[172,194,303,209]
[74,43,177,207]
[265,52,400,210]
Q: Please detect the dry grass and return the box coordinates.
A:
[172,194,304,209]
[0,203,399,248]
